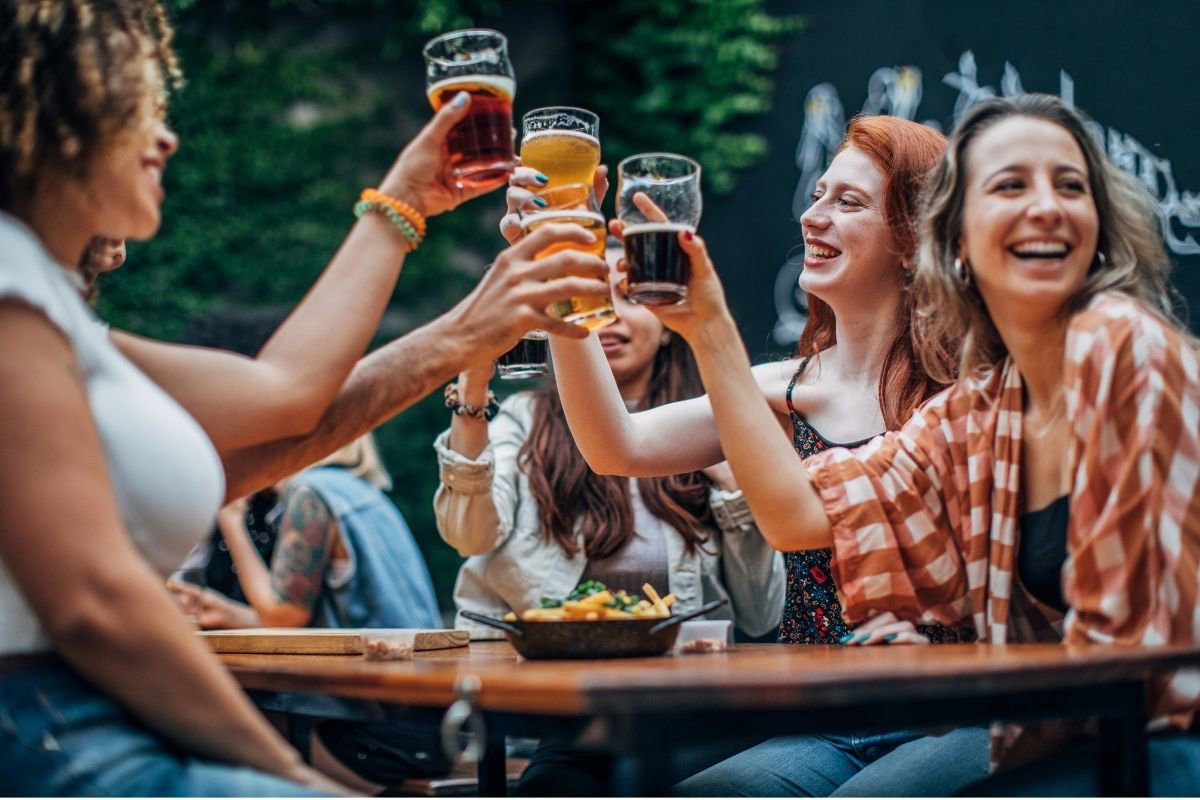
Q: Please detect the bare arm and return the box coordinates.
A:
[0,304,338,791]
[551,333,790,477]
[221,223,611,501]
[214,490,337,628]
[649,233,833,552]
[115,97,489,453]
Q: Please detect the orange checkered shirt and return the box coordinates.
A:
[806,292,1200,768]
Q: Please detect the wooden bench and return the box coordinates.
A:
[383,758,528,797]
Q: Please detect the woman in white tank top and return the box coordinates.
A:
[0,2,612,794]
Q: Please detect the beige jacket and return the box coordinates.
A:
[433,392,785,640]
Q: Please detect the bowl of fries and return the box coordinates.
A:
[460,581,729,659]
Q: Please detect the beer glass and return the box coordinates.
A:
[423,29,516,190]
[519,183,616,330]
[497,330,549,379]
[520,107,601,189]
[617,153,702,306]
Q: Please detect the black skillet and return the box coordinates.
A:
[461,597,729,659]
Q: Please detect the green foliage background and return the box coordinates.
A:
[104,0,798,609]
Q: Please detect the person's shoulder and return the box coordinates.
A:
[1068,292,1194,369]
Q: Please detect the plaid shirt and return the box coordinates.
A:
[807,292,1200,767]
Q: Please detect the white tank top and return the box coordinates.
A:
[0,213,224,655]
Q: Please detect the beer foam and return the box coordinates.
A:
[621,222,696,235]
[426,75,515,100]
[521,129,600,147]
[520,210,605,228]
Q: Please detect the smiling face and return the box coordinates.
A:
[799,147,905,309]
[84,61,178,242]
[959,116,1099,322]
[598,247,665,397]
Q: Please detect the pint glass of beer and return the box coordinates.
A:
[520,107,601,189]
[423,29,516,190]
[617,153,702,306]
[519,184,616,330]
[497,330,549,379]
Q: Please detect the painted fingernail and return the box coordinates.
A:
[451,91,469,109]
[883,633,898,643]
[534,173,549,184]
[838,633,854,644]
[683,230,694,241]
[532,196,548,207]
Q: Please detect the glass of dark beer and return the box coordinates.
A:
[497,330,549,379]
[423,29,516,191]
[616,153,702,306]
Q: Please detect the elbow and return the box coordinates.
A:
[43,570,150,657]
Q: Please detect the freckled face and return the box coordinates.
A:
[798,147,903,306]
[959,116,1099,319]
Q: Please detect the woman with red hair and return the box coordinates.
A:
[551,116,989,794]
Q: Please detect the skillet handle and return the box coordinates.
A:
[648,597,730,635]
[460,610,525,638]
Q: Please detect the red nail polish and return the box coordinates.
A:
[684,231,694,242]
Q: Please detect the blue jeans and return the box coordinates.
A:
[677,727,991,796]
[0,661,327,796]
[960,732,1200,796]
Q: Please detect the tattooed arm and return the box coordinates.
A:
[215,485,337,628]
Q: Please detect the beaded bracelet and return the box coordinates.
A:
[354,189,426,251]
[354,199,423,252]
[444,382,500,421]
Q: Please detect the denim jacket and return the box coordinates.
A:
[433,393,784,639]
[291,466,441,630]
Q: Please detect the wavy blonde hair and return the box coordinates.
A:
[913,94,1188,383]
[0,0,180,211]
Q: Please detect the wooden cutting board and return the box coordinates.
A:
[200,628,468,656]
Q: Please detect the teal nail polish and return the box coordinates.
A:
[532,196,548,207]
[838,633,854,644]
[451,91,469,109]
[535,173,549,184]
[883,633,898,643]
[852,633,870,644]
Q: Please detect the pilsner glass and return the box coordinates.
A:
[519,183,616,330]
[616,153,702,306]
[423,29,516,190]
[497,330,549,379]
[520,107,601,189]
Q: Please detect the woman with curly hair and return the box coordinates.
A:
[0,0,608,794]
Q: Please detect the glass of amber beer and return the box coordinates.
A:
[520,107,601,189]
[423,29,516,190]
[617,153,702,306]
[519,183,616,330]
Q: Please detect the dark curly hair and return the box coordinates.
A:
[0,0,181,211]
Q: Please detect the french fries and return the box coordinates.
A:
[512,582,676,622]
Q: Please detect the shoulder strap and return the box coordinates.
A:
[785,357,812,416]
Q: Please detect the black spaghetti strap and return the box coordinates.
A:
[785,357,812,416]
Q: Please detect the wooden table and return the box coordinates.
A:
[220,641,1200,795]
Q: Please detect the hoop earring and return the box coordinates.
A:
[953,257,973,286]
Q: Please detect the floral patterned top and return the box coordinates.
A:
[778,358,971,645]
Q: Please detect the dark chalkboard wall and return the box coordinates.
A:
[704,0,1200,360]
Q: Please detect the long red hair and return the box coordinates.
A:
[796,115,952,429]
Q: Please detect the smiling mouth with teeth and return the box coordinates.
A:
[806,246,842,259]
[1009,241,1070,258]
